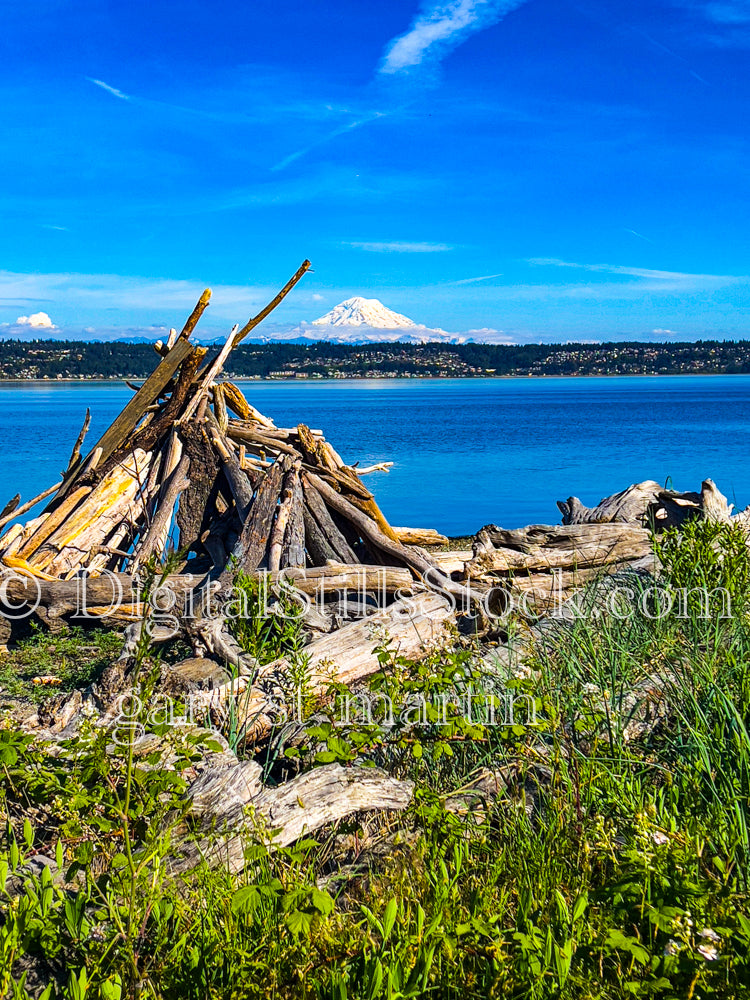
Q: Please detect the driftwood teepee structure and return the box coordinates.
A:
[0,261,472,627]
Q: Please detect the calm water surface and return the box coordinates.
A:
[1,377,748,535]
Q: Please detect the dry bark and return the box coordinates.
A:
[223,456,291,576]
[393,527,449,547]
[171,763,413,874]
[301,475,358,564]
[465,522,651,577]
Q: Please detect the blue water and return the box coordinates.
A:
[1,377,748,535]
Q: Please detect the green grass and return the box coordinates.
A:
[0,626,122,707]
[1,519,750,998]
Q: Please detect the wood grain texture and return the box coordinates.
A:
[172,763,413,874]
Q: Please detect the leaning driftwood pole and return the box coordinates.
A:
[52,289,212,500]
[233,260,312,345]
[0,483,64,533]
[305,471,483,606]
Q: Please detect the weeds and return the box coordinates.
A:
[1,521,750,997]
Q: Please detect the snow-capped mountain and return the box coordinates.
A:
[295,297,467,345]
[312,297,418,330]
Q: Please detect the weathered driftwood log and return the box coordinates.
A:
[0,483,65,534]
[196,591,454,739]
[276,564,415,596]
[172,763,413,874]
[188,615,258,677]
[0,565,420,629]
[130,451,191,571]
[302,507,339,566]
[305,472,487,609]
[31,450,153,578]
[13,487,90,562]
[432,550,472,575]
[212,382,229,434]
[135,345,208,455]
[557,481,665,525]
[221,382,253,421]
[267,464,301,573]
[64,407,91,477]
[206,417,254,522]
[54,295,208,499]
[223,456,291,576]
[176,423,223,556]
[503,565,642,613]
[180,325,240,425]
[0,494,21,522]
[393,527,449,547]
[281,471,305,569]
[296,423,339,473]
[558,478,750,532]
[233,259,312,345]
[699,479,733,524]
[465,523,651,578]
[301,474,358,565]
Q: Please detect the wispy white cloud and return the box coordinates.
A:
[0,269,279,324]
[87,78,131,101]
[687,1,750,25]
[345,240,454,253]
[526,257,744,286]
[380,0,528,75]
[624,228,654,244]
[447,272,504,285]
[271,111,386,172]
[673,1,750,45]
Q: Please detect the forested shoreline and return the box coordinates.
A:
[2,338,750,380]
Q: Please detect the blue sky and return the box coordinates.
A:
[1,0,749,342]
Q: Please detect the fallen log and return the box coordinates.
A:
[465,523,651,577]
[557,481,665,525]
[393,526,449,547]
[0,564,419,624]
[172,763,413,874]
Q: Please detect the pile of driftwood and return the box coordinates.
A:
[0,262,473,630]
[462,477,750,611]
[0,263,479,741]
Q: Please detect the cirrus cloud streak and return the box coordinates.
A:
[380,0,529,74]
